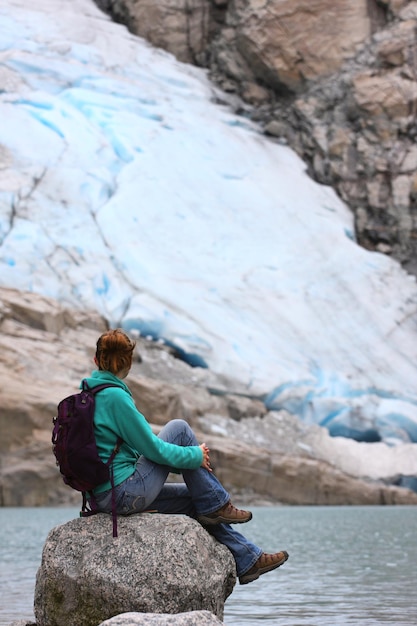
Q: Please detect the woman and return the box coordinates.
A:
[87,328,289,585]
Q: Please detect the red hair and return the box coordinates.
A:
[95,329,136,375]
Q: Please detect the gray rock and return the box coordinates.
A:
[99,610,224,624]
[34,514,235,626]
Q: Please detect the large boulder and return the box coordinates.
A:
[34,514,235,626]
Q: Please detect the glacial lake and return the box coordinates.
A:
[1,506,416,625]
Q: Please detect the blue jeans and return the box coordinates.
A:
[95,419,261,576]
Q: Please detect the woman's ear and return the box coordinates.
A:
[94,356,98,366]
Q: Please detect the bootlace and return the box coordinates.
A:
[223,502,248,517]
[259,552,286,567]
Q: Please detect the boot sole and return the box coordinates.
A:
[239,551,289,585]
[197,512,253,525]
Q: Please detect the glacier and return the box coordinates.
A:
[1,0,417,445]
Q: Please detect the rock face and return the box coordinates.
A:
[0,287,109,507]
[34,514,235,626]
[1,286,417,507]
[93,0,417,274]
[198,430,417,506]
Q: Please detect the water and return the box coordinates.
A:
[0,506,416,626]
[225,506,417,625]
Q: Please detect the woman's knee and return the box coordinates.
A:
[173,419,196,439]
[169,418,189,428]
[161,418,191,435]
[159,419,196,444]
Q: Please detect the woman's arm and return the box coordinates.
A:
[109,389,204,469]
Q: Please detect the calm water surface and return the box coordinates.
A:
[0,506,416,626]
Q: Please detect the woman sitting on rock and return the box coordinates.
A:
[87,328,289,585]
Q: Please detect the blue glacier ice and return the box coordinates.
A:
[0,0,417,445]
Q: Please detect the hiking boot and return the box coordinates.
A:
[197,501,252,525]
[239,550,289,585]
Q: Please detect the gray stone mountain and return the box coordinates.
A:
[1,286,417,507]
[94,0,417,275]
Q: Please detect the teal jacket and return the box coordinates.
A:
[82,370,203,494]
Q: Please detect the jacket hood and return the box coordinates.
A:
[81,370,132,396]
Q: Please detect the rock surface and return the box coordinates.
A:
[99,611,224,625]
[34,514,235,626]
[8,610,224,625]
[94,0,417,274]
[1,286,417,507]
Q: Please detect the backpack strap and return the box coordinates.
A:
[107,436,123,538]
[82,380,122,394]
[80,491,98,518]
[109,464,118,538]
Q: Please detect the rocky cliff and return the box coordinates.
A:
[1,286,417,507]
[94,0,417,275]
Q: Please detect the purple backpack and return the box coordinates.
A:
[52,380,123,536]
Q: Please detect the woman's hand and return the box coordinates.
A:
[199,443,212,472]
